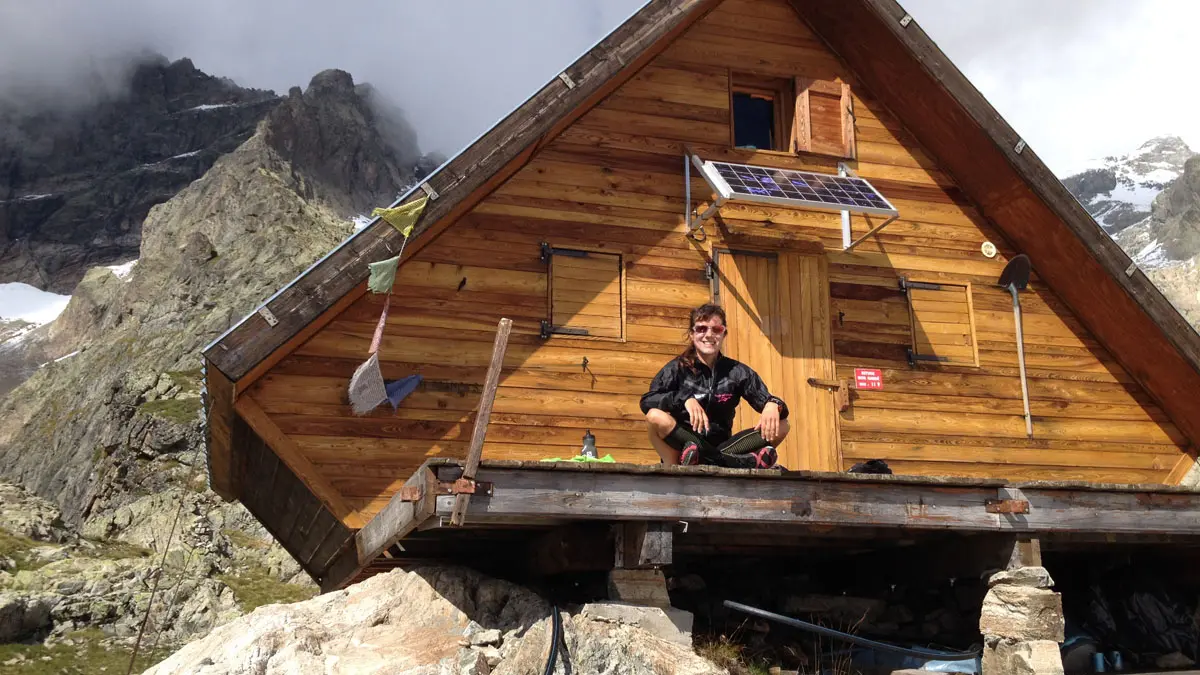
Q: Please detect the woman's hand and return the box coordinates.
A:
[756,402,781,444]
[684,398,709,435]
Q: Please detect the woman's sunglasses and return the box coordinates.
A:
[692,324,727,336]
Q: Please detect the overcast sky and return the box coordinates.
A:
[0,0,1195,175]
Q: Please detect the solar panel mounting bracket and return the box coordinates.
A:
[685,150,721,239]
[843,214,898,252]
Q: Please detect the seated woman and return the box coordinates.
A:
[640,303,790,468]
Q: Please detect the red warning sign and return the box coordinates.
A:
[854,368,883,390]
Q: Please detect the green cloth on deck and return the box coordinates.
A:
[372,196,428,237]
[367,255,400,294]
[539,454,616,463]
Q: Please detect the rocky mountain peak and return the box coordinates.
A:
[0,54,281,292]
[263,69,422,216]
[1063,135,1200,330]
[1062,135,1195,234]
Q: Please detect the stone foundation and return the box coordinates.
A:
[980,566,1064,675]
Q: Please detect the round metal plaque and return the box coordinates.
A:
[981,241,998,258]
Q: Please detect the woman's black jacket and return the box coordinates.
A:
[639,354,788,445]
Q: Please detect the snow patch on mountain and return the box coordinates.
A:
[1062,136,1195,235]
[105,259,138,281]
[0,282,70,325]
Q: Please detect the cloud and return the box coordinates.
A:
[1,0,1194,174]
[0,0,644,157]
[904,0,1200,173]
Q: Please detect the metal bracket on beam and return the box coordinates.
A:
[419,182,439,200]
[899,13,913,27]
[445,479,493,496]
[986,499,1030,515]
[257,306,279,327]
[989,487,1031,516]
[397,480,494,501]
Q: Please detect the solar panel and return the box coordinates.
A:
[696,160,898,218]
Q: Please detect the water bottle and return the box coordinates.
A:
[581,430,598,458]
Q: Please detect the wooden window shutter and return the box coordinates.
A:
[906,281,979,367]
[840,83,857,160]
[791,77,812,154]
[548,248,624,339]
[792,78,856,159]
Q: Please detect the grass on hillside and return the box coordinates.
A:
[165,369,202,394]
[0,629,173,675]
[218,564,316,613]
[0,529,44,573]
[137,398,202,424]
[222,529,270,551]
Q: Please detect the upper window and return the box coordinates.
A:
[731,74,793,152]
[905,279,979,367]
[544,245,624,340]
[730,72,857,159]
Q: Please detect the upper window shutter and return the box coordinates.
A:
[791,77,812,153]
[792,78,856,159]
[548,248,624,339]
[840,83,857,160]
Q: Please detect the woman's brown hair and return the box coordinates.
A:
[678,303,727,371]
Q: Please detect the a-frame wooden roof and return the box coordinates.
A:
[204,0,1200,497]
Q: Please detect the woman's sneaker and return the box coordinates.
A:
[679,443,700,466]
[749,446,778,469]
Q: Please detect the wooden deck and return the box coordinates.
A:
[318,458,1200,590]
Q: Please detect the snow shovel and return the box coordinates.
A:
[998,254,1033,438]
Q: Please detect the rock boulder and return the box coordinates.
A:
[144,566,725,675]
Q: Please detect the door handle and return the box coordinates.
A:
[807,378,852,412]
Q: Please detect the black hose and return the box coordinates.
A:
[723,600,981,661]
[543,604,562,675]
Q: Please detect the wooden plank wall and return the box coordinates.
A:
[245,0,1188,522]
[234,416,355,583]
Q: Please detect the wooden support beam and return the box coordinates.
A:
[321,467,438,591]
[607,569,671,609]
[234,395,364,528]
[615,522,673,569]
[527,523,614,575]
[432,465,1200,536]
[450,318,512,526]
[1005,535,1043,570]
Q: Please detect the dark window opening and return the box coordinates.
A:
[733,92,776,150]
[730,73,793,153]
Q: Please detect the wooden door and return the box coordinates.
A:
[718,250,840,470]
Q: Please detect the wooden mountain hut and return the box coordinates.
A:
[202,0,1200,603]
